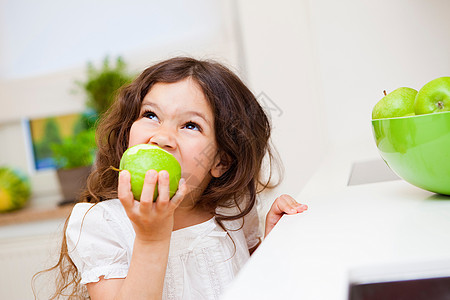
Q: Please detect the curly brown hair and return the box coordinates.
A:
[34,57,283,299]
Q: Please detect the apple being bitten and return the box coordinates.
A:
[372,87,417,119]
[414,77,450,115]
[118,144,181,201]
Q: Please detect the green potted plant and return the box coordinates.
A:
[51,127,96,203]
[77,56,134,117]
[52,56,133,203]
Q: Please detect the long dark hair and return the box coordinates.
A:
[34,57,283,299]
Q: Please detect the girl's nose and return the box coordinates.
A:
[149,127,176,150]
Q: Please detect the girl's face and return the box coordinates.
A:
[128,77,227,204]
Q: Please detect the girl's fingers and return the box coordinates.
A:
[170,178,187,208]
[120,170,186,219]
[285,202,308,214]
[139,169,158,214]
[273,195,294,214]
[118,170,134,210]
[155,170,170,206]
[294,203,308,213]
[273,195,308,215]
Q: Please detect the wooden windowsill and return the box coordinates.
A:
[0,194,75,227]
[0,204,74,226]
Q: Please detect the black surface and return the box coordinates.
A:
[349,277,450,300]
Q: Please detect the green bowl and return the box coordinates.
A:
[372,111,450,195]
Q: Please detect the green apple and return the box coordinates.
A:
[119,144,181,201]
[414,76,450,115]
[372,87,418,119]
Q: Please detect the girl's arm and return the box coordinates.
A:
[265,194,308,237]
[87,239,170,300]
[87,170,186,300]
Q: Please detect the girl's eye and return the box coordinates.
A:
[141,111,201,131]
[142,110,159,121]
[184,121,201,131]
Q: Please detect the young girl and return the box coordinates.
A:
[49,57,307,299]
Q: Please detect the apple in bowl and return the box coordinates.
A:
[371,76,450,195]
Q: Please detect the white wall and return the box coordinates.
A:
[308,0,450,144]
[0,0,240,122]
[0,0,239,80]
[236,0,328,207]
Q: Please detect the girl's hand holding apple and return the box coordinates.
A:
[118,169,187,243]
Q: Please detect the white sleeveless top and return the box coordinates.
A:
[66,199,261,300]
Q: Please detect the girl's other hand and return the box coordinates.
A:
[265,194,308,237]
[118,169,187,243]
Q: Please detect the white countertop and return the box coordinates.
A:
[221,135,450,300]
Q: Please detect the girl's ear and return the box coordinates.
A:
[210,152,231,178]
